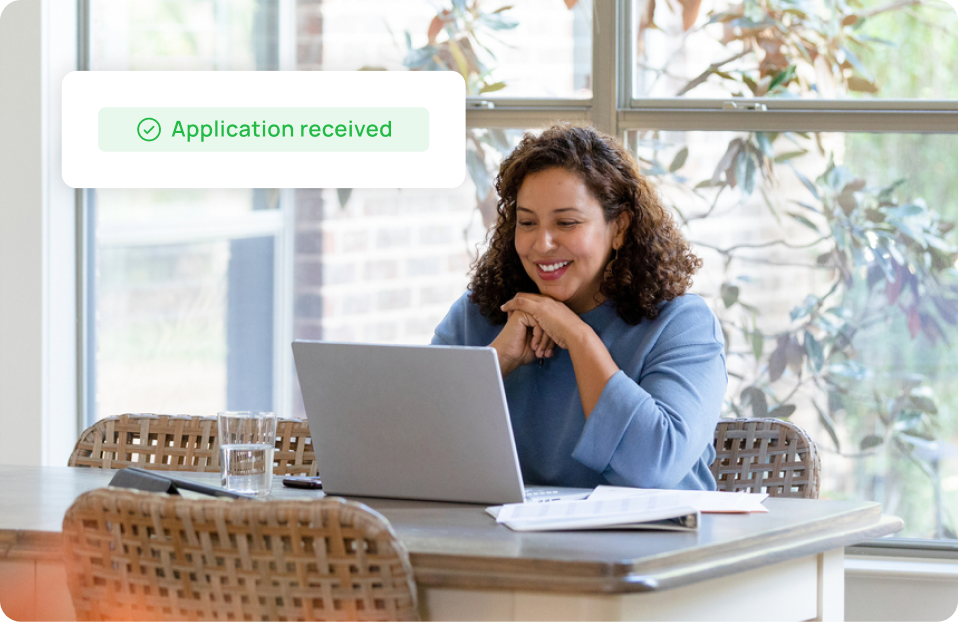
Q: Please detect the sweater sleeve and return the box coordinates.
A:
[430,292,489,347]
[571,298,727,489]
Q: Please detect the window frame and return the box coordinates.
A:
[69,0,958,549]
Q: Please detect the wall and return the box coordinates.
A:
[0,0,77,466]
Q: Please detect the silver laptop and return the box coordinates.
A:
[292,341,592,505]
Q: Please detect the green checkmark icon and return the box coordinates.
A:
[137,117,161,142]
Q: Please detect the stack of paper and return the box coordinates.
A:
[486,486,769,532]
[490,494,700,532]
[587,486,769,513]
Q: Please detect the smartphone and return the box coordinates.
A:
[282,476,323,489]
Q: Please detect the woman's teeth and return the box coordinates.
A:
[539,261,570,273]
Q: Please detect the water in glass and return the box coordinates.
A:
[220,442,274,495]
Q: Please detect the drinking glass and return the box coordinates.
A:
[217,411,277,496]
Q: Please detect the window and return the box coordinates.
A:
[82,0,958,543]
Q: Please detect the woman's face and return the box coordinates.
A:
[514,167,628,314]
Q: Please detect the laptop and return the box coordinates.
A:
[292,341,592,505]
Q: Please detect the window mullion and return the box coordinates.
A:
[591,0,617,135]
[466,107,591,130]
[618,108,958,133]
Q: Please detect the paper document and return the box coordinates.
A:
[491,494,699,532]
[587,485,768,513]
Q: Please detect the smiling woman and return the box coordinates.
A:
[431,124,728,492]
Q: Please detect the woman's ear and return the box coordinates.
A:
[613,212,631,249]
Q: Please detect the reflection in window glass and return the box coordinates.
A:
[95,237,275,417]
[631,0,958,100]
[297,0,592,98]
[90,0,279,70]
[628,128,958,538]
[90,188,280,421]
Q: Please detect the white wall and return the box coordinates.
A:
[846,555,958,621]
[0,0,77,466]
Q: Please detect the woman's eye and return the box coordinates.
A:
[558,220,579,227]
[517,221,535,228]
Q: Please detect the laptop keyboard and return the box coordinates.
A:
[524,486,593,503]
[526,488,560,499]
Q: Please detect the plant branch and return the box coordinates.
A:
[857,0,924,19]
[675,49,752,97]
[693,235,830,254]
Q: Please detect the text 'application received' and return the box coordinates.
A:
[63,72,464,188]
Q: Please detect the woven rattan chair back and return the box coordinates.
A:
[68,413,318,476]
[63,488,419,621]
[711,418,821,499]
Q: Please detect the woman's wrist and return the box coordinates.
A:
[564,321,597,354]
[490,341,518,377]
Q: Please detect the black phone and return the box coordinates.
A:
[282,476,323,489]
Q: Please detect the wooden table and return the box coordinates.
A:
[0,465,902,621]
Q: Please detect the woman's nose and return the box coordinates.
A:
[534,228,556,252]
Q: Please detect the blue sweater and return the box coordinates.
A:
[431,293,727,491]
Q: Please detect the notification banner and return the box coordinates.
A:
[62,71,464,188]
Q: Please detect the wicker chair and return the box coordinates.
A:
[711,417,821,499]
[62,488,418,621]
[68,413,318,476]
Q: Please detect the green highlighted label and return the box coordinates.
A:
[99,107,429,152]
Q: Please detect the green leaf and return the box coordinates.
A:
[860,435,884,450]
[751,328,764,360]
[813,401,841,452]
[337,188,353,209]
[741,387,768,418]
[755,133,773,159]
[840,46,872,81]
[907,395,938,415]
[478,81,507,94]
[721,283,740,308]
[786,334,805,375]
[768,336,787,382]
[768,405,796,418]
[774,149,807,163]
[826,361,868,380]
[790,200,821,213]
[804,331,824,372]
[768,65,797,92]
[790,295,818,321]
[787,212,820,232]
[669,146,689,173]
[878,179,907,201]
[742,155,757,197]
[792,168,821,201]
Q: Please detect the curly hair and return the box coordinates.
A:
[469,124,702,325]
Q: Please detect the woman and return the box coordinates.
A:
[432,124,727,491]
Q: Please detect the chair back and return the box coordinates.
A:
[68,413,318,476]
[62,488,419,621]
[711,417,821,499]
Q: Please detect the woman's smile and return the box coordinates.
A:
[535,260,572,280]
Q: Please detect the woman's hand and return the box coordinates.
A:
[501,293,620,418]
[489,308,556,377]
[500,293,587,354]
